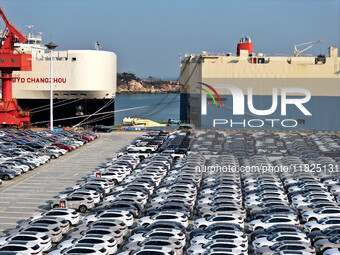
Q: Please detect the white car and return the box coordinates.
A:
[254,241,316,255]
[252,232,309,249]
[59,190,101,204]
[187,239,248,255]
[128,228,186,246]
[0,232,52,252]
[245,195,287,206]
[291,192,333,202]
[190,230,248,246]
[117,246,174,255]
[248,215,299,232]
[138,212,188,228]
[193,214,244,229]
[105,192,148,205]
[45,146,67,155]
[49,244,109,255]
[304,217,340,232]
[301,207,340,222]
[0,241,43,255]
[57,235,117,254]
[84,210,134,227]
[245,191,287,200]
[29,208,80,226]
[288,183,326,193]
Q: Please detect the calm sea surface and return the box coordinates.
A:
[115,93,180,124]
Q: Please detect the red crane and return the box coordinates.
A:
[0,8,32,126]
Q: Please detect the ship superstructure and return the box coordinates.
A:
[180,36,340,131]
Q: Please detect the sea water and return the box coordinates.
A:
[115,93,180,124]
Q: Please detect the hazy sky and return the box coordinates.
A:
[2,0,339,79]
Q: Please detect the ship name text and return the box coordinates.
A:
[12,77,67,84]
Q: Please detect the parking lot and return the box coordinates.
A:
[0,132,142,235]
[0,130,340,255]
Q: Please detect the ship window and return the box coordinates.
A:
[0,59,3,63]
[63,94,69,97]
[72,57,76,61]
[11,59,15,63]
[296,119,305,124]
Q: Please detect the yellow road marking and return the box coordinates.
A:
[0,207,8,212]
[1,171,36,188]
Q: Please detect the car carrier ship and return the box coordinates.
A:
[180,36,340,131]
[10,26,117,127]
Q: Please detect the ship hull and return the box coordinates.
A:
[17,98,115,127]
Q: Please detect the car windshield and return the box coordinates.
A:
[314,208,322,213]
[267,233,280,241]
[318,218,328,223]
[270,243,282,250]
[330,235,340,242]
[261,217,270,222]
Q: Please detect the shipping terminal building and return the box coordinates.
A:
[179,37,340,131]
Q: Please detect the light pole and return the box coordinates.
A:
[45,42,58,131]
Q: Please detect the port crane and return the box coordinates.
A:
[0,7,32,126]
[294,40,322,57]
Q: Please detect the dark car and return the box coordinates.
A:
[93,125,113,133]
[0,167,17,180]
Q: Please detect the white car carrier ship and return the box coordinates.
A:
[180,36,340,131]
[10,26,117,127]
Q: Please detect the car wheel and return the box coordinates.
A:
[51,155,56,159]
[309,217,317,222]
[322,247,330,253]
[106,129,110,133]
[79,205,87,213]
[255,227,264,231]
[3,175,9,181]
[311,228,320,232]
[142,223,149,228]
[200,225,207,229]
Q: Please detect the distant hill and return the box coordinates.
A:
[117,72,179,94]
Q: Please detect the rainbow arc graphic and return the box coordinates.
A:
[196,82,223,107]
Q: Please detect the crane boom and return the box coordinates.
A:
[0,10,27,43]
[0,7,32,127]
[294,40,322,57]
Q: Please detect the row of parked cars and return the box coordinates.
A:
[191,131,340,160]
[0,129,98,185]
